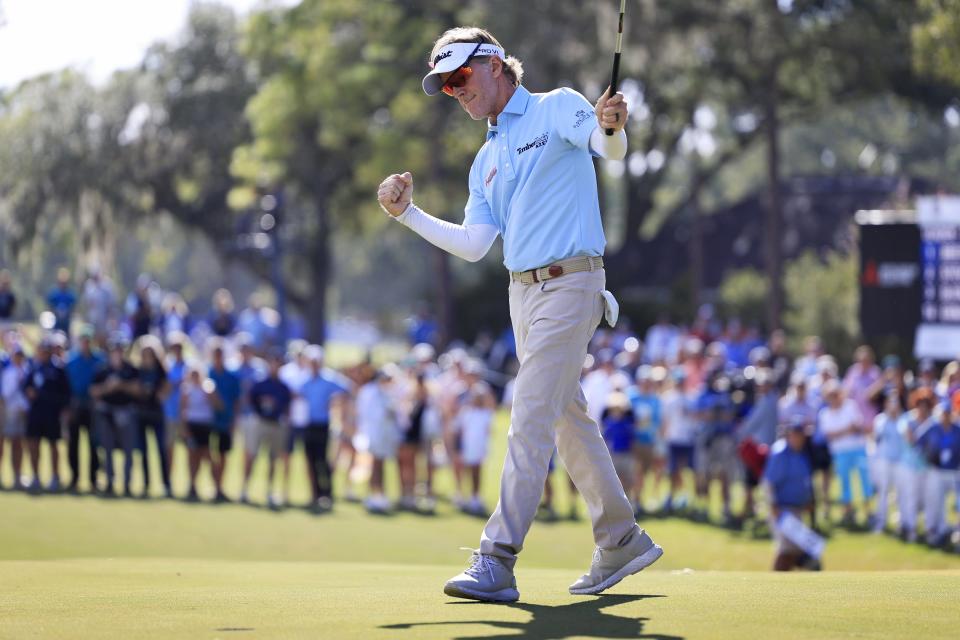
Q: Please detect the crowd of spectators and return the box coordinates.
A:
[1,269,959,571]
[0,268,499,518]
[580,307,960,568]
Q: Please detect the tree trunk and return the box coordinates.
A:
[764,70,784,332]
[304,205,330,343]
[433,247,453,349]
[689,169,704,310]
[429,99,454,348]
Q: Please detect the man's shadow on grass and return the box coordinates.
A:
[381,594,684,640]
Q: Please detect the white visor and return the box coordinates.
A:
[422,42,505,96]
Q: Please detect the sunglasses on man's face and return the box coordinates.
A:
[442,66,473,96]
[441,42,482,97]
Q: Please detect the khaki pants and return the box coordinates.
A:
[480,269,638,566]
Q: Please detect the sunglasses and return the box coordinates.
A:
[441,42,482,97]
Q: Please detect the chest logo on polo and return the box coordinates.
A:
[485,166,498,186]
[573,109,592,128]
[516,132,549,155]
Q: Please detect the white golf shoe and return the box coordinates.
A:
[569,528,663,596]
[444,550,519,603]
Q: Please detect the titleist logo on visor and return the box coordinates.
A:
[432,44,504,68]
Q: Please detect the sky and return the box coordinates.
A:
[0,0,277,89]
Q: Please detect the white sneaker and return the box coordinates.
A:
[466,496,486,516]
[569,528,663,595]
[364,494,391,514]
[444,550,519,602]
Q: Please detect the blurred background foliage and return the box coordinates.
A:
[0,0,958,345]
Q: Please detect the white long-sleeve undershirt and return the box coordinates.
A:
[394,204,499,262]
[589,127,628,160]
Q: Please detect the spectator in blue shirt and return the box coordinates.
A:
[47,268,77,336]
[625,366,661,516]
[300,345,347,511]
[23,340,72,492]
[242,351,292,507]
[763,419,815,571]
[65,328,104,492]
[208,343,241,502]
[694,371,737,523]
[601,392,636,500]
[917,402,960,546]
[739,369,779,519]
[162,334,188,467]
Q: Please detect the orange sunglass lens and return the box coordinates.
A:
[441,67,473,96]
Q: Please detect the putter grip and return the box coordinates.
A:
[605,52,621,136]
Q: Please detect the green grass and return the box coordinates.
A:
[2,408,959,638]
[1,559,958,639]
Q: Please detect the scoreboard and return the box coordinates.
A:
[915,196,960,359]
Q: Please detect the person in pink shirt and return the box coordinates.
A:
[842,345,881,428]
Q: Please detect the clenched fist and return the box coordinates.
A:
[377,172,414,217]
[594,87,628,133]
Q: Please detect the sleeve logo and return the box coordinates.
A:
[573,109,592,129]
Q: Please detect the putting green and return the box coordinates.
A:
[1,559,958,639]
[3,404,959,638]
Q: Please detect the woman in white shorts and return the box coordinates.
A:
[456,382,496,516]
[1,347,28,488]
[355,368,401,513]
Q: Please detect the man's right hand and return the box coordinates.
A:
[377,172,414,217]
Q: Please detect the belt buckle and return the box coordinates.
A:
[548,265,563,278]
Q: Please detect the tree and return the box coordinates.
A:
[913,0,960,87]
[233,0,488,342]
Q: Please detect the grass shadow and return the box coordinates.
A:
[381,593,683,640]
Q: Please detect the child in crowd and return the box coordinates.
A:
[356,367,400,514]
[456,382,496,516]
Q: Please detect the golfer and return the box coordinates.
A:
[377,27,662,602]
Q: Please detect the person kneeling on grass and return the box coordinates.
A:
[242,352,292,509]
[764,419,818,571]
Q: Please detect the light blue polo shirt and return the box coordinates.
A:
[464,85,606,272]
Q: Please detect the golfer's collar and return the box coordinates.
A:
[502,85,530,116]
[486,86,529,139]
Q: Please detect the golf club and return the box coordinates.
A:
[606,0,626,135]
